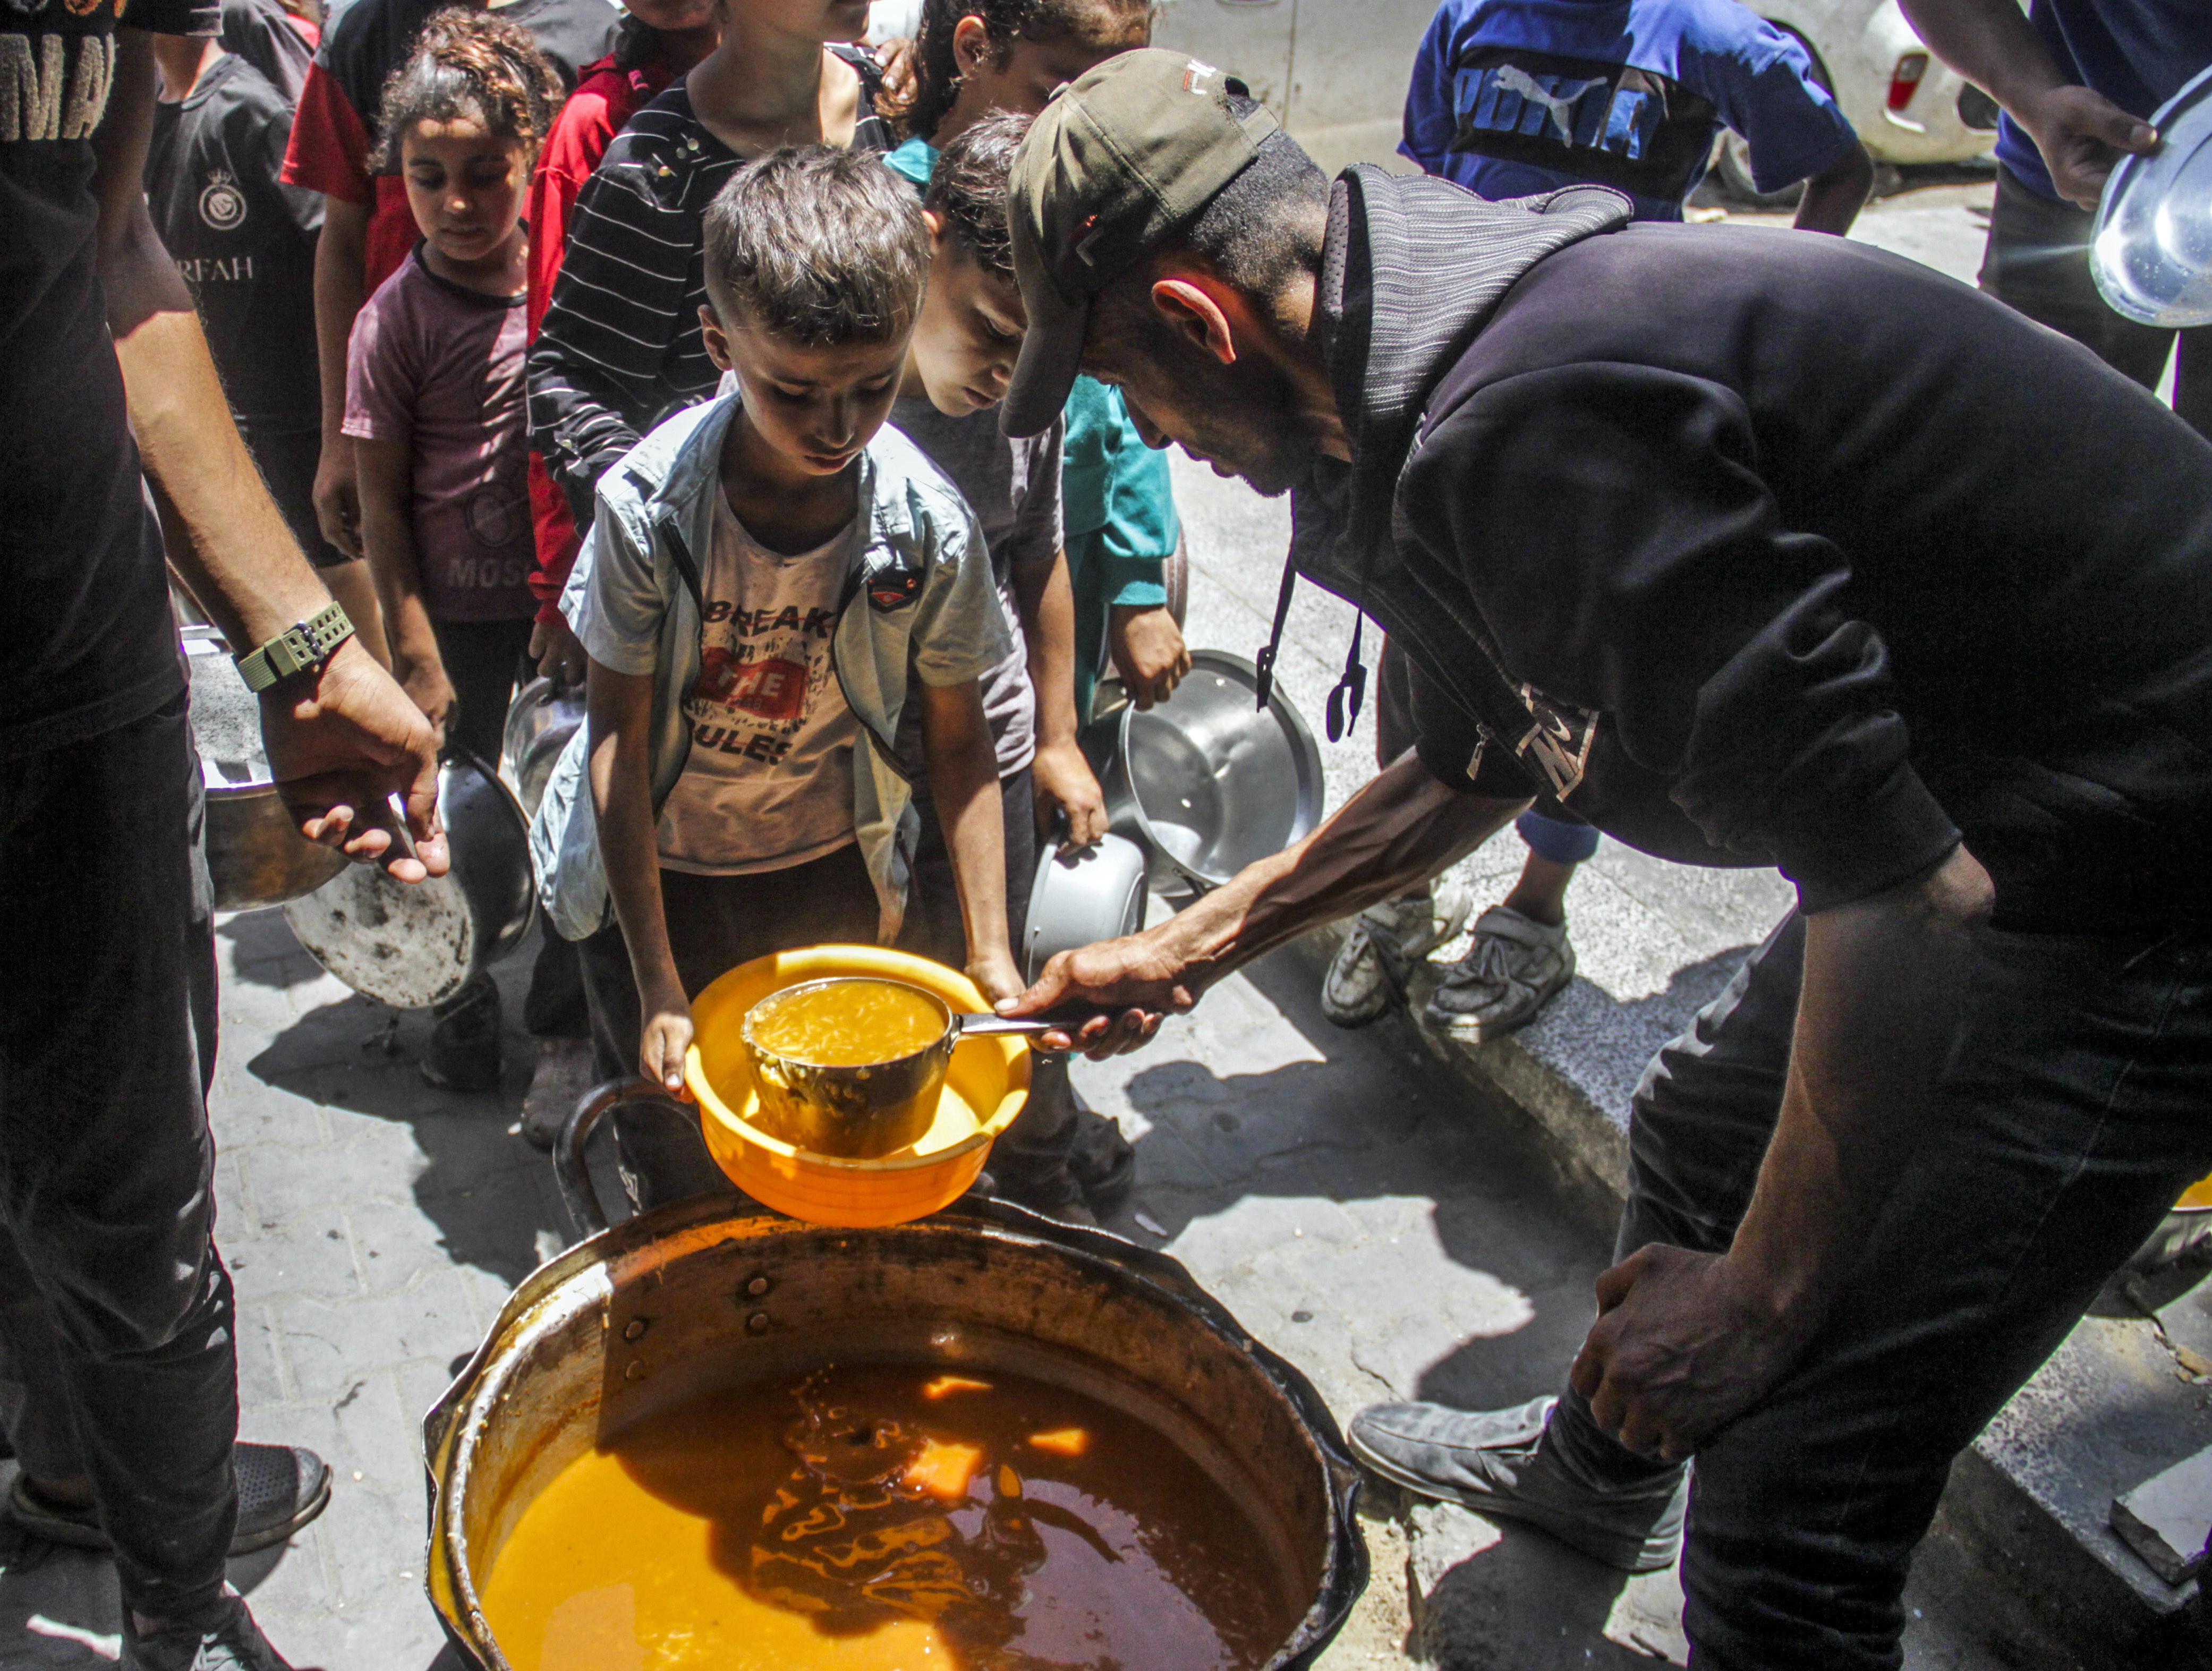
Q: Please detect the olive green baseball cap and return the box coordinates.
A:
[1001,48,1281,438]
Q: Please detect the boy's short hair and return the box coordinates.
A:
[925,111,1030,282]
[703,146,931,347]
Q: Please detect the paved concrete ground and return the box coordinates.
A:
[0,178,2092,1669]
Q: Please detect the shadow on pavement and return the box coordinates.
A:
[0,1498,300,1668]
[239,924,569,1291]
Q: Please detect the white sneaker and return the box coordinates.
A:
[1425,906,1575,1043]
[1321,882,1473,1029]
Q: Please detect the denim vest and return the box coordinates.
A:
[529,396,1006,944]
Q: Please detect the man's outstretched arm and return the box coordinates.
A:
[1008,751,1526,1051]
[1900,0,2159,208]
[99,30,445,875]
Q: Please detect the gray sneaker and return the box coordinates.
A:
[1322,883,1472,1028]
[1424,906,1574,1043]
[122,1596,297,1670]
[1348,1395,1686,1572]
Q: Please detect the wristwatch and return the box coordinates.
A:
[234,601,355,694]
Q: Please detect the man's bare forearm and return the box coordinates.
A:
[1899,0,2066,115]
[1155,754,1524,995]
[1729,845,1993,1328]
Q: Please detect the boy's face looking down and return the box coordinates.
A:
[702,301,911,478]
[907,220,1026,416]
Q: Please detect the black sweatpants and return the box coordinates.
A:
[1546,910,2212,1668]
[0,692,239,1621]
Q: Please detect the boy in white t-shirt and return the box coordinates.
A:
[530,146,1017,1209]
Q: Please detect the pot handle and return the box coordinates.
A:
[556,1078,689,1237]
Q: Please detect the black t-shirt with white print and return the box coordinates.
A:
[3,0,218,758]
[146,49,321,429]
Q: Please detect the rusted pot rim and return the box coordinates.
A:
[421,1193,1369,1670]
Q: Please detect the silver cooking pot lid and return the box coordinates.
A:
[2094,63,2212,328]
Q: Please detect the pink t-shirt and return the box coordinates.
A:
[343,246,535,621]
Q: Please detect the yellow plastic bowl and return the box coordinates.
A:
[685,945,1030,1228]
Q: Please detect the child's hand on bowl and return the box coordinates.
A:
[640,978,696,1099]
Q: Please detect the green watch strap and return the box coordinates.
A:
[235,601,355,693]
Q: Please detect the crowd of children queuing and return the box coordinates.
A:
[149,0,1190,1223]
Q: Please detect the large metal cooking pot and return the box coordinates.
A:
[423,1190,1367,1669]
[1093,650,1325,900]
[282,747,535,1008]
[183,626,348,911]
[498,676,584,821]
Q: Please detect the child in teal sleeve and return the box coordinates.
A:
[1060,374,1181,722]
[884,0,1188,732]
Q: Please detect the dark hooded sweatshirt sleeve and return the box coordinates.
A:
[1399,361,1961,912]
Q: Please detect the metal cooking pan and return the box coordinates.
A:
[183,626,348,911]
[1091,650,1325,900]
[499,676,585,821]
[282,746,536,1008]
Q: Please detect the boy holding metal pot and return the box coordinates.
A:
[530,146,1018,1212]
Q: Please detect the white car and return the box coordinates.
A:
[1707,0,1998,199]
[1144,0,1996,186]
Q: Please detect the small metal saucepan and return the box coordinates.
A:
[184,626,348,911]
[741,977,1068,1160]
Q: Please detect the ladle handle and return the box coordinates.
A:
[952,1014,1061,1039]
[557,1078,690,1237]
[951,1006,1121,1050]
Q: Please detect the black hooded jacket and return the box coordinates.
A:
[1286,166,2212,932]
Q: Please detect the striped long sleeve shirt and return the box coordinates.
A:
[528,52,890,527]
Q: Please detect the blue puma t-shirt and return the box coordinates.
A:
[1401,0,1859,220]
[1992,1,2212,202]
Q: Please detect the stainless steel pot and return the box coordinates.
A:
[1024,831,1149,981]
[423,1189,1367,1670]
[1093,650,1325,900]
[499,676,584,821]
[282,747,536,1008]
[184,627,347,911]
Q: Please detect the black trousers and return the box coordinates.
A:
[0,692,237,1620]
[1981,164,2212,438]
[428,615,534,768]
[1547,910,2212,1668]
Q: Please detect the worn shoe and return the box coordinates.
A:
[9,1443,331,1557]
[421,971,504,1092]
[121,1595,296,1670]
[1321,883,1473,1028]
[1423,906,1574,1043]
[1348,1395,1686,1572]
